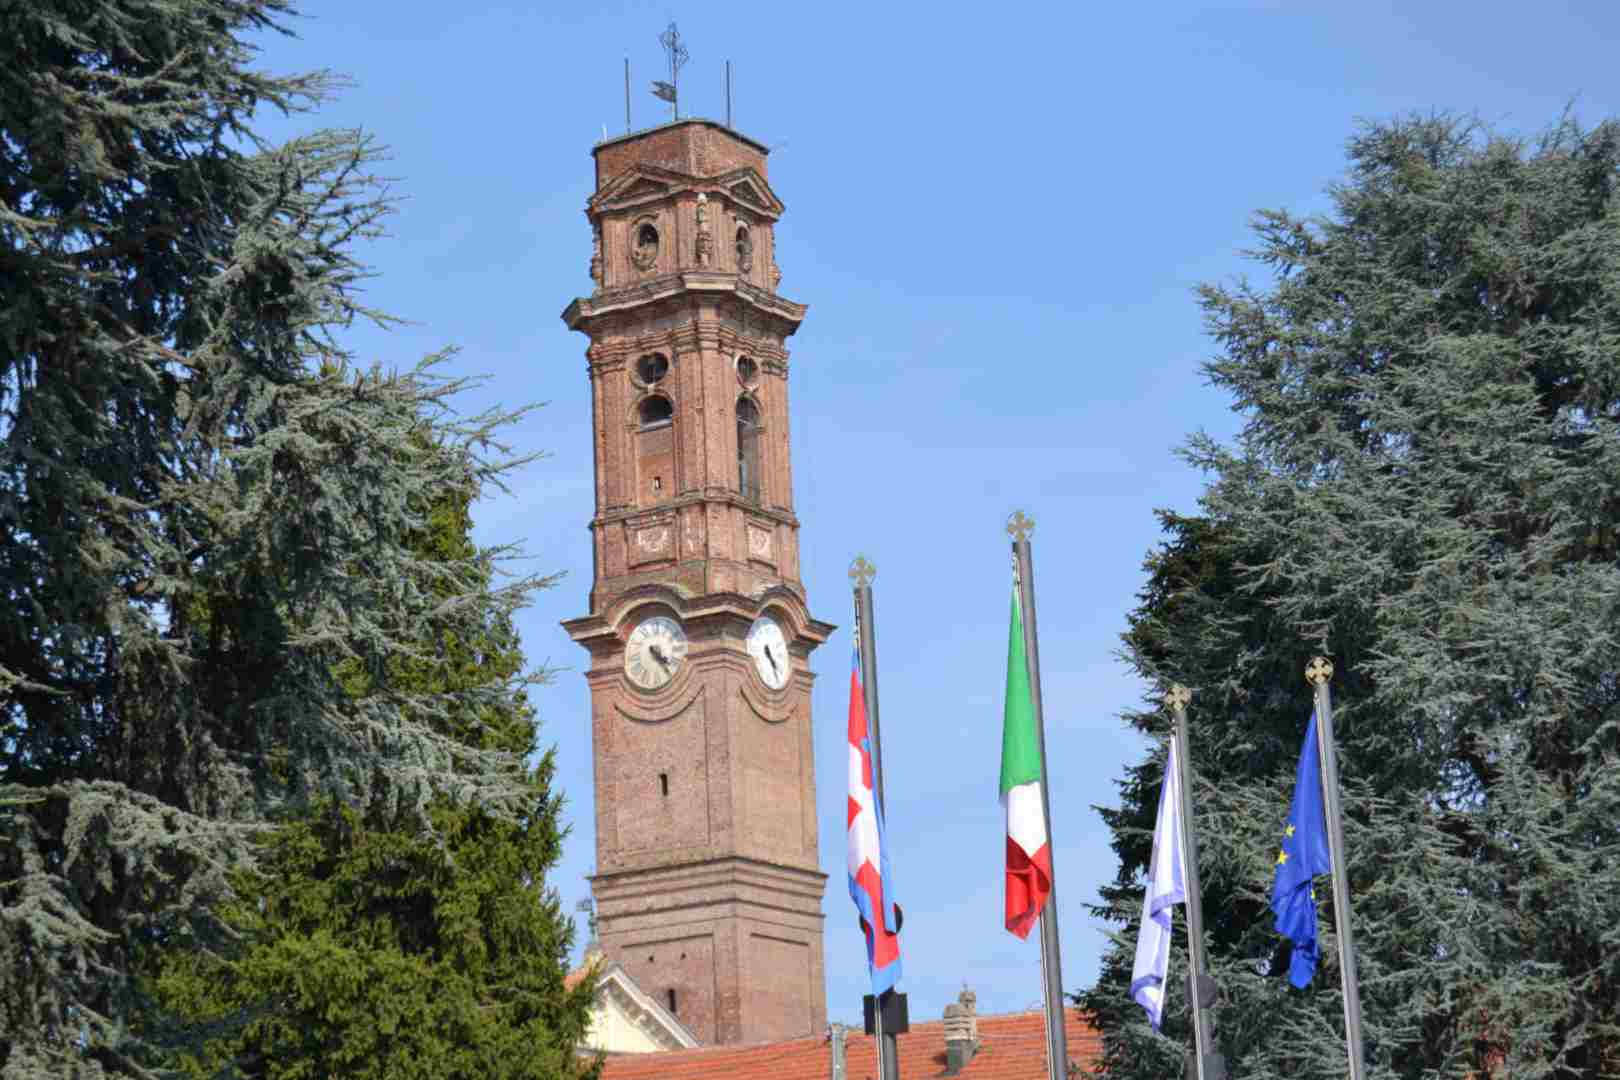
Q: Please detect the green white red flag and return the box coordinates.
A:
[1001,583,1051,939]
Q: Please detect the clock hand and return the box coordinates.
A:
[649,643,671,669]
[763,644,779,674]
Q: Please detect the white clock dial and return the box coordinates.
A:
[746,614,790,690]
[625,614,687,690]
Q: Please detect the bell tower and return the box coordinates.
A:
[560,119,833,1046]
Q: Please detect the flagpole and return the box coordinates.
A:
[1007,511,1069,1080]
[852,557,900,1080]
[1166,687,1223,1080]
[1305,658,1366,1080]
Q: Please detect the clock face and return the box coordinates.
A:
[625,614,687,690]
[746,614,790,690]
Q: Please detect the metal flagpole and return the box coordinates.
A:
[1305,657,1366,1080]
[852,557,900,1080]
[1166,687,1224,1080]
[1007,512,1069,1080]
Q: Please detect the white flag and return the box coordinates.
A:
[1130,738,1185,1031]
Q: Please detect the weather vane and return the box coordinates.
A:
[651,21,689,121]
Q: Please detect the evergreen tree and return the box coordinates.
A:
[151,476,597,1080]
[1080,114,1620,1078]
[0,3,558,1075]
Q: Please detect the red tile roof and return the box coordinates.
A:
[597,1008,1101,1080]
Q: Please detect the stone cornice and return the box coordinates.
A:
[592,491,800,531]
[563,586,831,651]
[562,272,806,336]
[593,117,770,156]
[590,852,830,890]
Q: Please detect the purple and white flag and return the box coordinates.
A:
[1130,738,1186,1031]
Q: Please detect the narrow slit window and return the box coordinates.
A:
[736,397,761,503]
[666,989,678,1014]
[659,772,669,797]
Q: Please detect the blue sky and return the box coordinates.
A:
[249,0,1619,1031]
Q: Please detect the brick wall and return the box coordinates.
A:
[594,120,769,189]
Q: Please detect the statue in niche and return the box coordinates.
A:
[589,222,603,290]
[695,193,713,267]
[769,229,781,290]
[631,221,659,272]
[735,221,753,274]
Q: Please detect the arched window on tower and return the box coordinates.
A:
[638,394,675,503]
[639,394,673,429]
[736,396,761,504]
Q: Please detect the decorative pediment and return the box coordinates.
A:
[727,177,774,212]
[621,177,669,200]
[709,167,783,217]
[591,166,683,211]
[590,164,785,221]
[579,960,702,1053]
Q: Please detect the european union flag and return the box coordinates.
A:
[1270,710,1332,988]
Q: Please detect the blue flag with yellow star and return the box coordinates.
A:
[1270,710,1332,987]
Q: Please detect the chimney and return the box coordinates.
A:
[828,1022,847,1080]
[942,987,979,1076]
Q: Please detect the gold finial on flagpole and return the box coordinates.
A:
[849,555,877,589]
[1305,656,1334,686]
[1165,684,1192,712]
[1006,510,1035,542]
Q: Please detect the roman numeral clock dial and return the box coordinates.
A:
[747,614,789,690]
[624,614,687,690]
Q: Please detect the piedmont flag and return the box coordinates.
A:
[1270,711,1333,988]
[1000,585,1052,940]
[1130,738,1186,1030]
[847,645,901,995]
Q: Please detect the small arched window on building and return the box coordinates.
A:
[736,396,761,504]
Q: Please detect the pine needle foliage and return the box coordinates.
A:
[1079,113,1620,1079]
[149,477,598,1080]
[0,2,560,1075]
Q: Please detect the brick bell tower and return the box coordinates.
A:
[560,119,833,1046]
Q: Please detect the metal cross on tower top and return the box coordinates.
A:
[653,21,689,120]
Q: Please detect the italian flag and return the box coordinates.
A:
[1001,584,1051,940]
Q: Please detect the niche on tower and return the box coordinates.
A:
[635,352,675,504]
[631,216,660,274]
[734,223,753,279]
